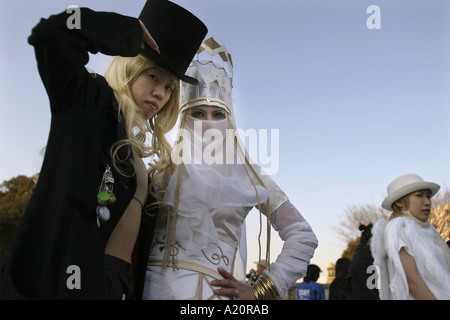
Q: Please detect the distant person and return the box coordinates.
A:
[246,269,258,285]
[371,174,450,299]
[339,224,379,299]
[246,260,267,285]
[328,257,350,300]
[296,264,325,300]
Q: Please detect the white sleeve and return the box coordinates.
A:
[258,175,318,298]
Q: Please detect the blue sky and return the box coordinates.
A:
[1,0,449,284]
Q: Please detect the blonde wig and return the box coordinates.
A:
[104,53,180,206]
[389,195,410,221]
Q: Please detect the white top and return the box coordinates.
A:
[371,217,450,300]
[143,174,318,300]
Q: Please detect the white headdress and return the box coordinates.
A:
[180,37,234,120]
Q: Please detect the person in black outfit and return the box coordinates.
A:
[328,257,351,300]
[0,0,207,299]
[339,224,380,300]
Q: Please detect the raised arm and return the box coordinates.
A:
[28,8,143,114]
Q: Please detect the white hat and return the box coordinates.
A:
[381,174,440,210]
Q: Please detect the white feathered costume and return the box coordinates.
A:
[371,213,450,300]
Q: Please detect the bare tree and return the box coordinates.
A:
[333,203,389,244]
[431,185,450,208]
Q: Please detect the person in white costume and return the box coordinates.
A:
[142,38,318,300]
[371,174,450,300]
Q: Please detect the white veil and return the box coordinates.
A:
[161,39,268,279]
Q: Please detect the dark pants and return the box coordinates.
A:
[104,254,134,300]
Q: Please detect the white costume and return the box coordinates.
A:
[142,38,318,300]
[371,214,450,300]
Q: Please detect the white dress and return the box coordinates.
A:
[371,216,450,300]
[142,174,318,300]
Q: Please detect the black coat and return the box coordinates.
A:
[339,244,380,300]
[0,8,156,299]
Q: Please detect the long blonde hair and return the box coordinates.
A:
[389,195,410,221]
[104,53,179,205]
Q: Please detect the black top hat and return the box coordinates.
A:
[139,0,208,84]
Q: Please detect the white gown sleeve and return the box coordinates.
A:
[258,174,318,298]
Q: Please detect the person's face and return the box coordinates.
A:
[131,67,177,120]
[397,189,432,222]
[189,105,227,121]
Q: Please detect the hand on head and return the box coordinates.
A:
[138,19,159,53]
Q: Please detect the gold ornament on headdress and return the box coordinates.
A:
[197,37,233,76]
